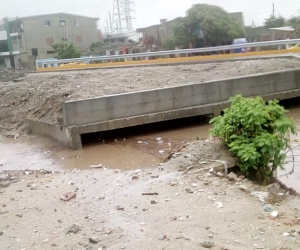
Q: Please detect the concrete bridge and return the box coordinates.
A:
[28,68,300,149]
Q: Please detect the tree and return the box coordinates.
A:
[163,39,176,50]
[287,15,300,37]
[51,43,81,59]
[90,41,107,52]
[264,15,286,28]
[172,4,245,48]
[209,95,296,184]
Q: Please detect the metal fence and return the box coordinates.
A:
[41,39,300,65]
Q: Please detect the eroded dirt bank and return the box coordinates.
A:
[0,58,300,135]
[1,140,300,250]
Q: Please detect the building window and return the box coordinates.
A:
[60,20,66,27]
[44,20,50,26]
[62,37,68,42]
[74,20,80,26]
[47,51,55,54]
[76,36,82,42]
[46,37,54,44]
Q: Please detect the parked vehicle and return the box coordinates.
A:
[232,38,249,53]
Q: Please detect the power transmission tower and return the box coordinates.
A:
[111,0,135,34]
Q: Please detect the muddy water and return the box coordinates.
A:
[0,108,299,190]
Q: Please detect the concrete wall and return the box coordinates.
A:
[27,119,81,148]
[63,69,300,127]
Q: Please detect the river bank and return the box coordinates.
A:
[1,139,300,250]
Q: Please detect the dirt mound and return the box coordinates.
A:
[0,58,300,135]
[0,66,26,82]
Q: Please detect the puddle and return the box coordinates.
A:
[0,108,299,192]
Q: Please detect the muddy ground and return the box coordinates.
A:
[0,58,300,135]
[1,140,300,250]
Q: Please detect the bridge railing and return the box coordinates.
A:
[38,39,300,68]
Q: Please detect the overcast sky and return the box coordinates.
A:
[0,0,299,30]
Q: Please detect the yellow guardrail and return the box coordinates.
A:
[36,49,300,72]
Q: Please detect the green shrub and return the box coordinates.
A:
[209,95,296,184]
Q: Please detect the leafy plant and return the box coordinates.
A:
[209,95,296,184]
[51,43,81,59]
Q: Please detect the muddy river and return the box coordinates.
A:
[1,108,299,191]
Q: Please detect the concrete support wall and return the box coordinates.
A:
[26,119,81,148]
[63,69,300,127]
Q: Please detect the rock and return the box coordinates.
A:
[215,202,223,208]
[175,235,190,240]
[201,241,215,248]
[0,174,8,182]
[159,235,167,240]
[116,206,125,211]
[170,215,177,221]
[216,172,224,177]
[66,224,80,234]
[61,192,76,201]
[151,200,158,204]
[0,181,10,188]
[14,134,20,139]
[90,164,103,169]
[270,211,279,218]
[239,185,247,191]
[283,232,290,237]
[227,172,238,181]
[89,236,100,244]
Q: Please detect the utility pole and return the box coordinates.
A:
[3,18,15,68]
[109,11,113,33]
[272,3,275,18]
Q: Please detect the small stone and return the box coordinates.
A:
[170,182,177,186]
[208,233,213,238]
[132,175,138,180]
[66,224,80,234]
[201,241,215,248]
[270,211,279,218]
[16,214,23,218]
[215,202,223,208]
[0,181,10,188]
[0,174,8,181]
[283,232,290,237]
[170,215,177,221]
[10,198,15,201]
[159,235,167,240]
[151,200,158,204]
[216,172,224,177]
[227,172,238,181]
[116,206,125,211]
[89,236,100,244]
[239,185,247,191]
